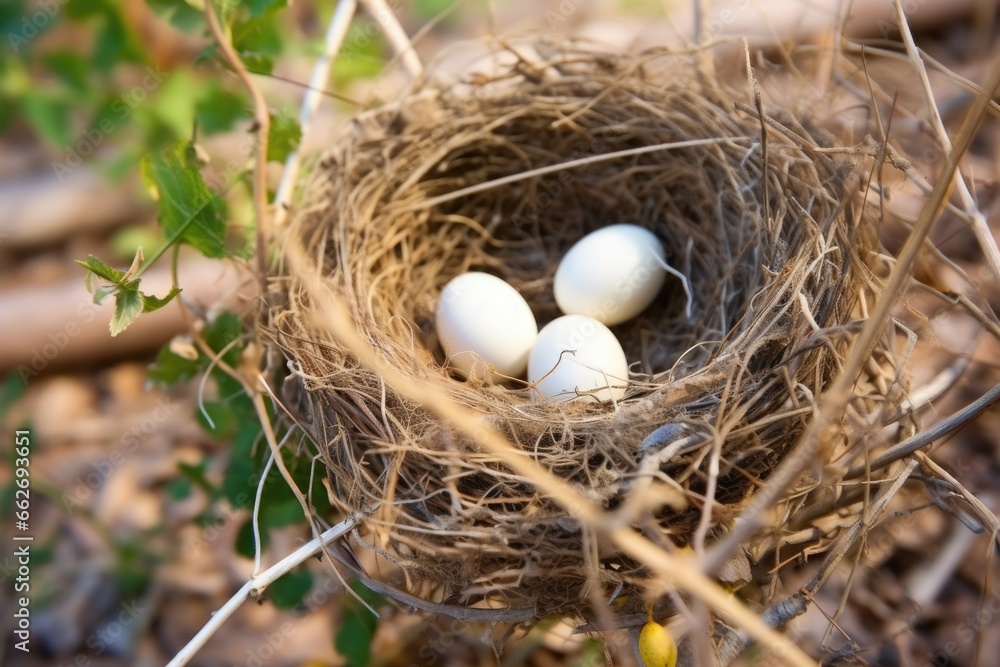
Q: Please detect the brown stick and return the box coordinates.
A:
[0,258,251,375]
[203,2,270,289]
[0,170,144,249]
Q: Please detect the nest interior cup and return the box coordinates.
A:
[270,41,894,620]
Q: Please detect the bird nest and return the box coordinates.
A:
[265,41,905,622]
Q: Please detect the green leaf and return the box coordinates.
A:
[333,21,386,86]
[335,598,378,667]
[236,516,267,558]
[222,421,262,508]
[148,311,247,387]
[110,286,143,336]
[77,254,127,284]
[411,0,458,21]
[148,343,201,386]
[110,225,165,262]
[146,0,204,31]
[195,84,250,134]
[149,69,197,140]
[269,569,312,609]
[204,312,245,365]
[93,5,146,71]
[572,638,607,667]
[141,142,228,258]
[0,374,26,423]
[77,255,132,308]
[233,8,283,55]
[21,93,73,146]
[196,400,237,435]
[65,0,110,20]
[231,3,283,76]
[44,51,90,94]
[239,53,273,76]
[267,112,300,163]
[332,54,384,86]
[141,286,182,313]
[166,477,192,501]
[177,458,215,496]
[0,3,29,40]
[260,496,305,530]
[221,451,258,508]
[246,0,287,19]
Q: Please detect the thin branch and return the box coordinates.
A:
[703,48,1000,576]
[844,380,1000,480]
[892,0,1000,283]
[164,518,358,667]
[252,450,277,575]
[273,0,358,228]
[360,0,423,79]
[204,1,270,284]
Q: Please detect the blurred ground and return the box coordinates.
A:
[2,1,1000,666]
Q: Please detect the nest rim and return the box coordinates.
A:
[265,39,897,621]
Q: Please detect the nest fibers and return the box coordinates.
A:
[267,41,905,621]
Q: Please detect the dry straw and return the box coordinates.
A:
[262,35,918,631]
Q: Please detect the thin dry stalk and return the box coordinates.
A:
[273,0,358,228]
[704,50,1000,574]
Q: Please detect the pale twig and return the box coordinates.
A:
[360,0,423,79]
[916,451,1000,543]
[286,241,816,667]
[273,0,358,228]
[164,517,357,667]
[892,0,1000,283]
[703,49,1000,576]
[196,334,243,430]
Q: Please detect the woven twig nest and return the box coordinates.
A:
[267,40,902,621]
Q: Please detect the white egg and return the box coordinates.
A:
[435,272,538,381]
[554,223,667,326]
[528,314,629,403]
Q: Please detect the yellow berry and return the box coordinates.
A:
[638,620,677,667]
